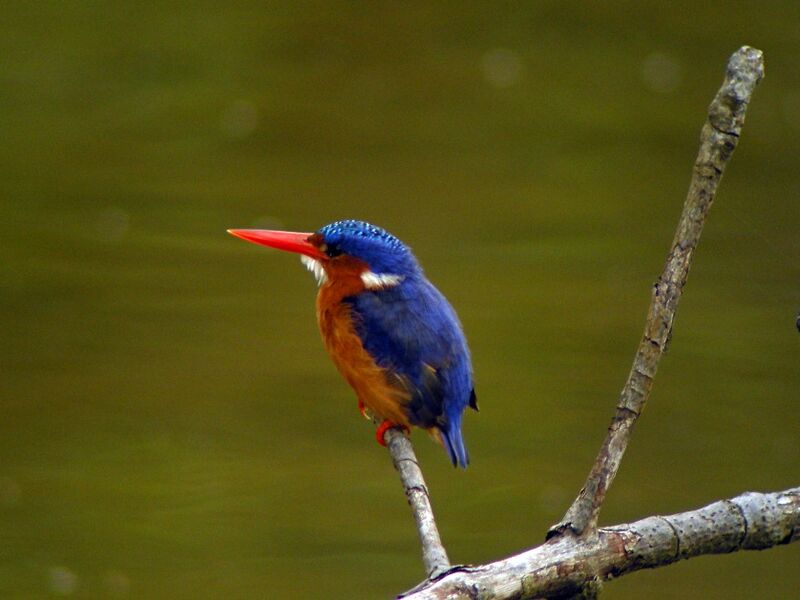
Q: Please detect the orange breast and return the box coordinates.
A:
[315,257,411,427]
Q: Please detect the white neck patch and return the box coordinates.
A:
[360,270,404,290]
[300,255,327,285]
[300,256,403,290]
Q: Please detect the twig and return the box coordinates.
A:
[384,428,451,577]
[401,486,800,599]
[548,46,765,539]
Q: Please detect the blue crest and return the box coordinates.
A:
[318,220,420,276]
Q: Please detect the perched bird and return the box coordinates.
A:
[228,220,477,467]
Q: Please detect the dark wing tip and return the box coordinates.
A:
[469,388,479,411]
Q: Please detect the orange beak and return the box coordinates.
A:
[227,229,326,260]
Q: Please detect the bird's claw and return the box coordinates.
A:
[376,420,409,446]
[358,399,373,421]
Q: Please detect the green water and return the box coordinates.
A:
[2,3,799,598]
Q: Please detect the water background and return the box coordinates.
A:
[2,3,799,598]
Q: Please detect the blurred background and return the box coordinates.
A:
[2,2,799,598]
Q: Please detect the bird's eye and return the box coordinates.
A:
[324,243,342,258]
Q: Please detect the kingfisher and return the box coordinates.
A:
[228,220,477,467]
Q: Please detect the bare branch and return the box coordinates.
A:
[385,428,451,577]
[401,486,800,600]
[385,46,780,599]
[548,46,765,539]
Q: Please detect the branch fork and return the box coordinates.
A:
[380,47,792,600]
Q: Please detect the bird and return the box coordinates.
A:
[227,220,477,467]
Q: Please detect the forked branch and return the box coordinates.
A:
[386,47,789,600]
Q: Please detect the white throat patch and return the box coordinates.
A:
[360,270,404,290]
[300,255,327,285]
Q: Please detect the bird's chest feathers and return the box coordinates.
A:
[315,265,410,425]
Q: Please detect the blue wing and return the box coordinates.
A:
[344,275,475,467]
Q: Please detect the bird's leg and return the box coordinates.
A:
[375,420,409,447]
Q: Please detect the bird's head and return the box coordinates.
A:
[228,220,420,290]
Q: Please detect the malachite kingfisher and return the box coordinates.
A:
[228,220,477,468]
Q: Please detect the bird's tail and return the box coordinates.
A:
[438,417,469,469]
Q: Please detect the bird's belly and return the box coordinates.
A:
[317,301,411,427]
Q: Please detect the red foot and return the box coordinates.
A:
[376,420,409,447]
[358,399,369,420]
